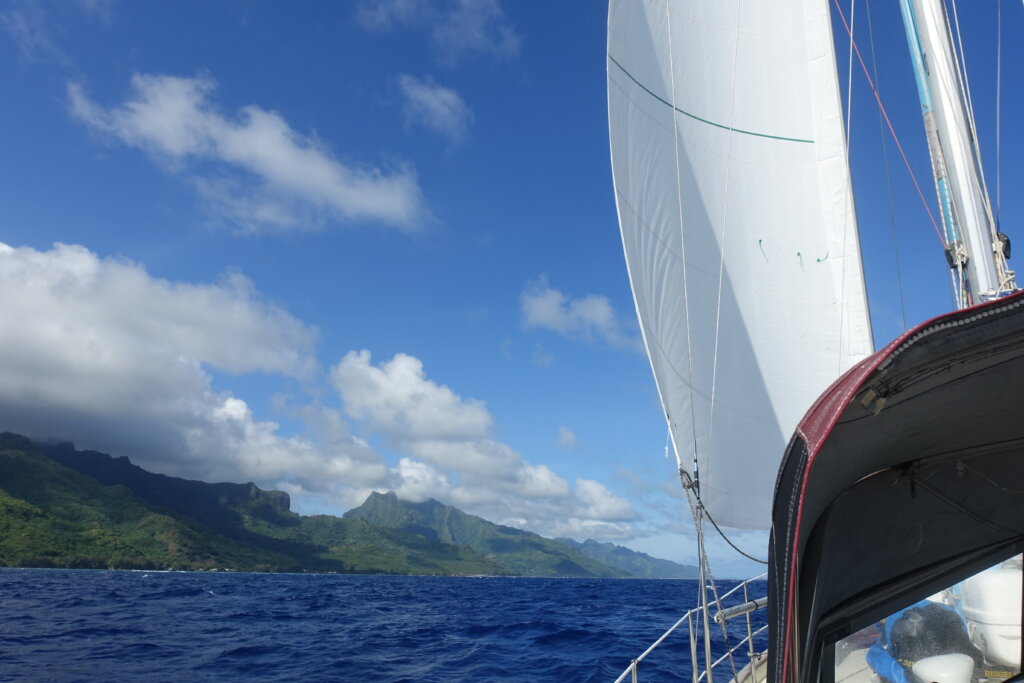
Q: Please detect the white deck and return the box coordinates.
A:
[834,647,877,683]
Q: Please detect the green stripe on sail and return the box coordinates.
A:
[609,54,814,144]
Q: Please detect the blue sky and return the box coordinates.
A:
[0,0,1020,579]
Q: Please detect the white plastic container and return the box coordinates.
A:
[912,653,974,683]
[961,566,1021,668]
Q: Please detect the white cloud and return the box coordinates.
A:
[521,276,640,351]
[574,478,638,521]
[392,457,450,502]
[331,349,643,539]
[0,242,389,500]
[431,0,520,66]
[1,1,65,63]
[356,0,521,66]
[544,519,638,542]
[68,74,426,233]
[76,0,116,22]
[354,0,421,30]
[2,0,115,64]
[334,350,492,442]
[459,478,638,541]
[530,343,554,367]
[0,241,645,542]
[558,426,577,450]
[398,75,473,144]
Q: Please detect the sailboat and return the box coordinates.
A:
[607,1,1024,682]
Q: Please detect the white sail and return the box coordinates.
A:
[607,0,873,529]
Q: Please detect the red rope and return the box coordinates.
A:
[831,0,946,247]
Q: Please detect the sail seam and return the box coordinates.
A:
[607,54,815,144]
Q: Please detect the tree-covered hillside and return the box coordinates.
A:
[345,491,629,578]
[1,434,689,578]
[0,434,508,575]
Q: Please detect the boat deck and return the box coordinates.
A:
[834,647,876,683]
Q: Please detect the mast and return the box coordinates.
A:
[898,0,1016,307]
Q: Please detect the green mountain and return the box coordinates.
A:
[0,434,509,575]
[0,433,290,571]
[343,491,630,578]
[1,434,688,578]
[555,537,698,579]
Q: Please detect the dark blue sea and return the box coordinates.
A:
[0,569,767,681]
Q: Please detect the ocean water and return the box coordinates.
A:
[0,569,767,682]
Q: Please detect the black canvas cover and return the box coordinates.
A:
[768,290,1024,682]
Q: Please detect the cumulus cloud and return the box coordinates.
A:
[68,74,426,233]
[334,350,492,443]
[558,426,577,450]
[521,277,640,351]
[356,0,521,66]
[574,478,637,521]
[471,478,639,541]
[331,349,639,538]
[333,351,545,486]
[0,241,643,539]
[397,75,473,145]
[392,457,451,503]
[0,242,389,500]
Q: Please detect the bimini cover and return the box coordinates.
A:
[768,290,1024,683]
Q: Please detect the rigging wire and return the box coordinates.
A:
[664,8,717,676]
[830,0,946,248]
[837,0,856,376]
[681,481,742,680]
[681,468,768,565]
[866,0,908,330]
[704,503,769,565]
[845,0,856,147]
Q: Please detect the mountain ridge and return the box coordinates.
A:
[344,491,626,578]
[0,433,693,578]
[345,491,698,579]
[555,537,697,579]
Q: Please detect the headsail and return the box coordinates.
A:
[607,0,873,529]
